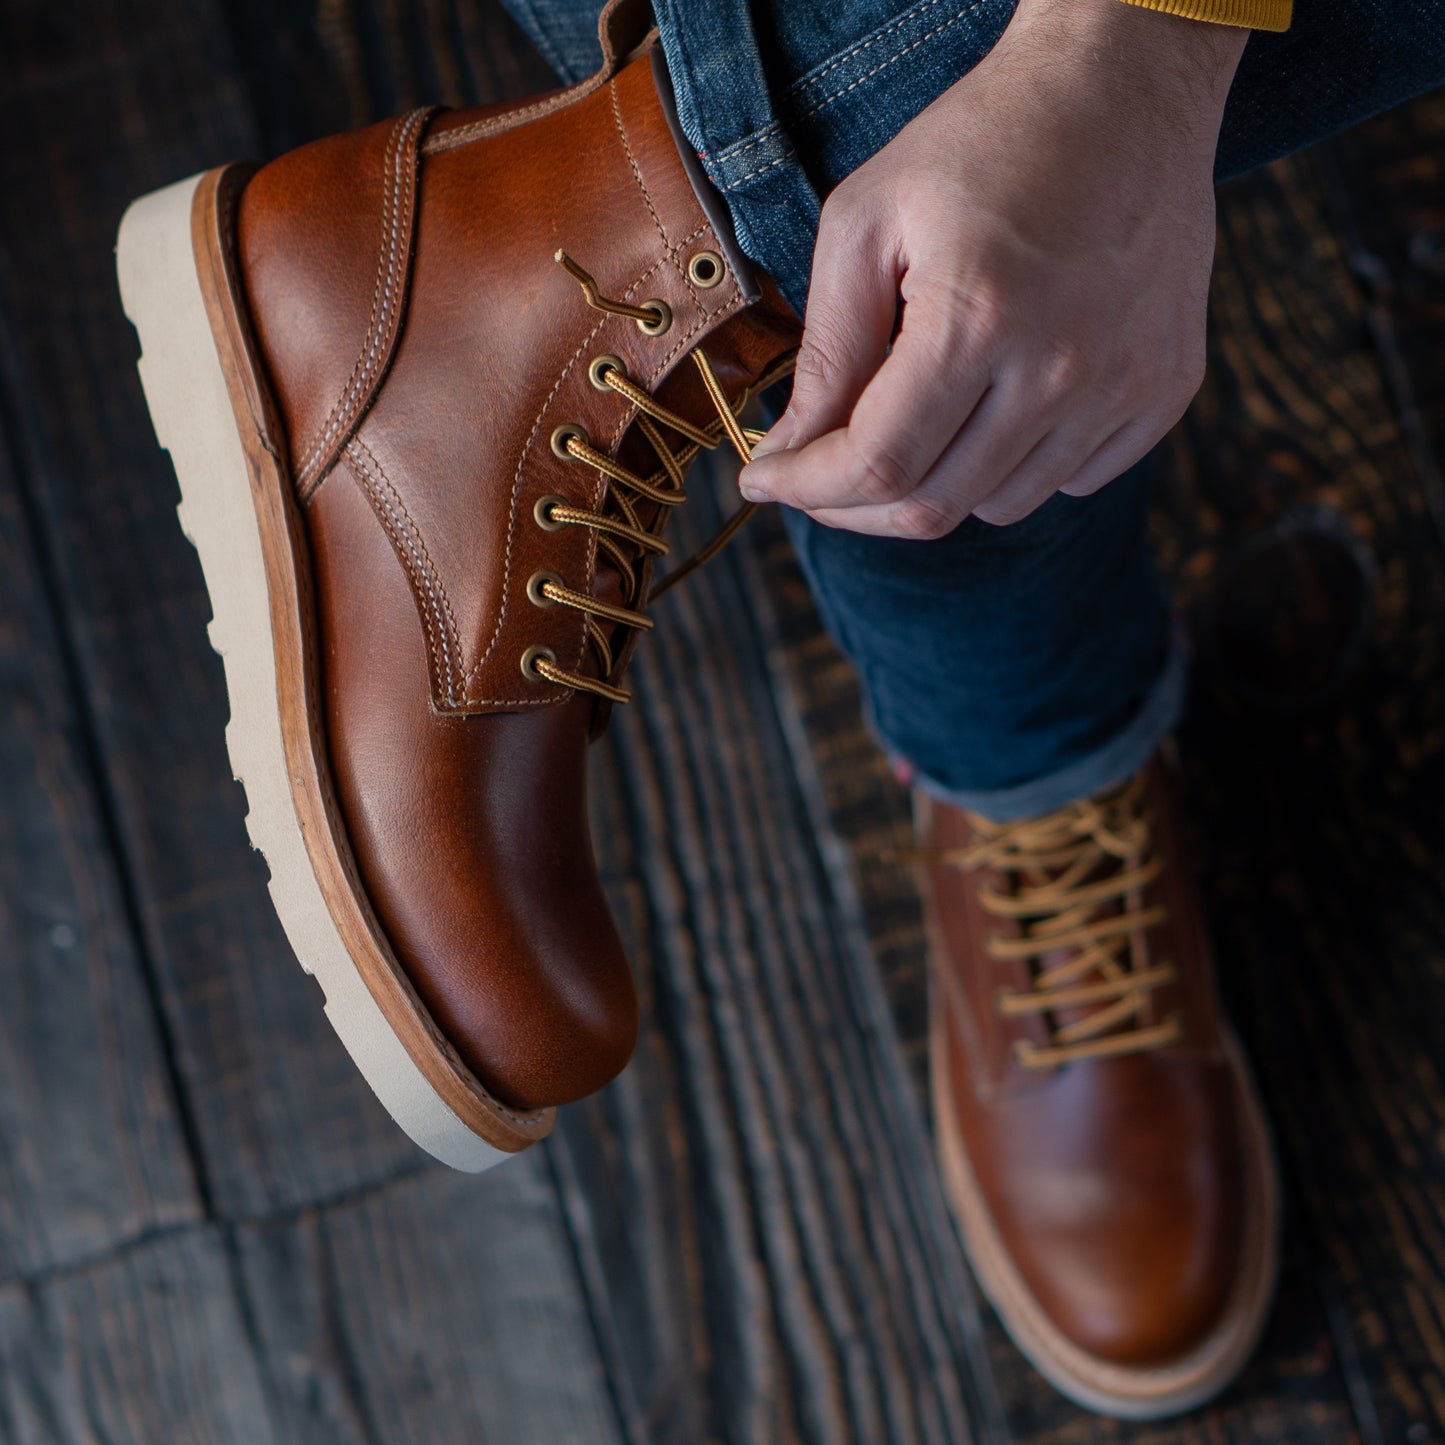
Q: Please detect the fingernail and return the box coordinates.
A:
[749,411,797,460]
[739,480,772,503]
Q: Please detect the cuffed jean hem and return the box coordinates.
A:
[896,638,1189,823]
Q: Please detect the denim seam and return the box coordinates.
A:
[711,121,786,164]
[902,641,1188,822]
[728,146,802,187]
[792,1,991,124]
[777,0,968,105]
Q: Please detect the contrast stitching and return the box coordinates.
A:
[780,0,980,105]
[297,115,407,489]
[297,109,428,493]
[793,3,987,124]
[344,438,465,706]
[727,148,802,188]
[710,120,785,165]
[643,288,745,389]
[293,462,543,1131]
[423,69,608,155]
[458,306,612,696]
[611,78,671,252]
[458,244,707,705]
[702,0,991,174]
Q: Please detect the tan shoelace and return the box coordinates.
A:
[524,251,766,704]
[922,773,1183,1068]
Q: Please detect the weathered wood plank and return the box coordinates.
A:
[753,101,1445,1441]
[0,419,200,1282]
[0,1228,275,1445]
[0,0,542,1217]
[1167,127,1445,1445]
[5,0,1442,1441]
[746,507,1364,1444]
[234,1159,626,1445]
[0,2,1014,1440]
[565,472,1006,1444]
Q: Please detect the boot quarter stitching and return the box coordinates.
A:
[461,304,617,701]
[298,108,429,493]
[421,21,661,159]
[344,437,465,705]
[298,113,406,490]
[610,78,673,256]
[610,80,712,312]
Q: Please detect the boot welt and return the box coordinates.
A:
[930,1002,1281,1419]
[117,167,555,1169]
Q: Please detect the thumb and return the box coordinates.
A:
[747,193,898,465]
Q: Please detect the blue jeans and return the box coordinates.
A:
[503,0,1445,818]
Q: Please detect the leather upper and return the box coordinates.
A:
[231,9,801,1109]
[921,758,1249,1366]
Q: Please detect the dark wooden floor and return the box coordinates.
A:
[1,1,1443,1440]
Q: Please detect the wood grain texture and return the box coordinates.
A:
[0,0,1006,1439]
[1,0,1443,1439]
[233,1161,626,1445]
[755,94,1445,1445]
[0,1228,273,1445]
[0,396,200,1283]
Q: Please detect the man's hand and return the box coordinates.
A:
[740,0,1247,536]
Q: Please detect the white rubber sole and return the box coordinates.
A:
[117,173,513,1173]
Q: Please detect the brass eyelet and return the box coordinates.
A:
[588,354,626,391]
[520,645,557,682]
[533,494,568,531]
[688,250,725,289]
[551,423,589,460]
[527,570,565,608]
[635,299,672,337]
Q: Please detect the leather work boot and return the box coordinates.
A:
[915,754,1280,1417]
[116,0,800,1171]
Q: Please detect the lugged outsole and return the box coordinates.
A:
[117,172,513,1173]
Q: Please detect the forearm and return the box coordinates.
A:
[1004,0,1250,146]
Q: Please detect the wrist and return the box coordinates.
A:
[1007,0,1247,118]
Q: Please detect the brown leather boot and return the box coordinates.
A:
[916,754,1280,1417]
[116,0,799,1170]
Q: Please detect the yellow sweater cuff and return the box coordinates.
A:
[1116,0,1292,31]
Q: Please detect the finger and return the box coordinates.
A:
[1057,414,1168,497]
[744,286,995,511]
[969,419,1117,526]
[750,191,898,459]
[798,371,1047,538]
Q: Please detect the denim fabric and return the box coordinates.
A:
[781,453,1187,816]
[499,0,1445,818]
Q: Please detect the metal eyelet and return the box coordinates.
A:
[520,645,557,682]
[687,250,725,289]
[527,570,565,608]
[635,299,672,336]
[551,423,589,460]
[533,494,568,531]
[589,354,625,391]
